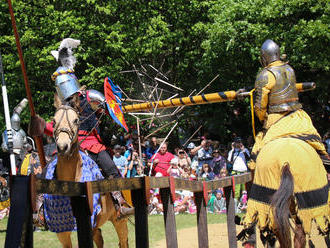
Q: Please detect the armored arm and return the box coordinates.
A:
[1,131,8,152]
[254,69,275,122]
[86,89,107,111]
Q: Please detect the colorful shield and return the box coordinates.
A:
[104,77,129,132]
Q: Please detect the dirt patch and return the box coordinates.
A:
[154,223,328,247]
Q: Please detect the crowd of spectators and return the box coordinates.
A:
[109,132,252,215]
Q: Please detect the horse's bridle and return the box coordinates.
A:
[53,105,80,146]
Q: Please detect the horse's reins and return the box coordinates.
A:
[77,99,106,145]
[54,103,106,152]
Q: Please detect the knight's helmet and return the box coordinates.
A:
[260,39,280,67]
[52,66,81,100]
[51,38,81,101]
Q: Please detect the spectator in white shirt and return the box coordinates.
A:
[227,137,250,199]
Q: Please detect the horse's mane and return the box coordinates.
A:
[60,95,80,111]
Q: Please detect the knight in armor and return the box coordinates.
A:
[30,38,133,217]
[1,98,32,171]
[249,39,328,169]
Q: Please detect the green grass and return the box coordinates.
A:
[0,213,228,247]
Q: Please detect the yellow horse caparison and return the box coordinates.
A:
[53,94,129,248]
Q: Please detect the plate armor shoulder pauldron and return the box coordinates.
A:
[267,64,302,113]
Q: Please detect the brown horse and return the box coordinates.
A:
[50,94,129,248]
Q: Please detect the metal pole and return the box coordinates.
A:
[129,114,143,165]
[7,0,46,167]
[137,118,142,164]
[0,52,16,175]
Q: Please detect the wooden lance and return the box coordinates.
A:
[7,0,46,167]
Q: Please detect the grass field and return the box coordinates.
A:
[0,213,228,247]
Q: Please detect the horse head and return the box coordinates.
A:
[53,93,80,156]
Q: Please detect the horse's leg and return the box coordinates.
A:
[107,195,129,248]
[92,228,104,248]
[112,218,129,248]
[56,232,72,248]
[293,223,306,248]
[93,194,113,248]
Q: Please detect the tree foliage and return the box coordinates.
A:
[0,0,328,145]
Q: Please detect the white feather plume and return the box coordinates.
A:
[51,38,81,70]
[51,50,59,61]
[59,38,81,50]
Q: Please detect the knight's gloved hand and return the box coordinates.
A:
[28,115,46,137]
[98,101,107,112]
[236,88,247,101]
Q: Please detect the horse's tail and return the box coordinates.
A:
[271,163,294,248]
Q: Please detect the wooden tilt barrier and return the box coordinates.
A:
[6,173,252,248]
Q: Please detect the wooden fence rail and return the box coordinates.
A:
[5,173,252,248]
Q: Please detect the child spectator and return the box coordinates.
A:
[174,190,195,214]
[189,168,197,180]
[167,158,184,178]
[207,191,216,213]
[199,163,215,181]
[136,166,146,177]
[238,190,248,212]
[214,190,226,213]
[113,145,128,177]
[210,149,226,178]
[181,166,191,179]
[149,190,163,215]
[220,167,228,178]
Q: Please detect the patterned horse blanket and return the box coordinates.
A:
[43,151,103,233]
[244,109,329,234]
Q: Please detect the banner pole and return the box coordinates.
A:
[0,52,16,175]
[7,0,46,167]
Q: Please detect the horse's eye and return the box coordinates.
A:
[74,119,79,125]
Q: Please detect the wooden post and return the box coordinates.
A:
[224,186,237,248]
[160,188,178,248]
[132,185,149,248]
[5,175,33,248]
[194,191,209,248]
[71,196,93,248]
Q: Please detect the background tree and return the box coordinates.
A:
[0,0,328,149]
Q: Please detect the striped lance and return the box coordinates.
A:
[122,82,315,113]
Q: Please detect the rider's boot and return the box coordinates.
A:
[111,191,134,219]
